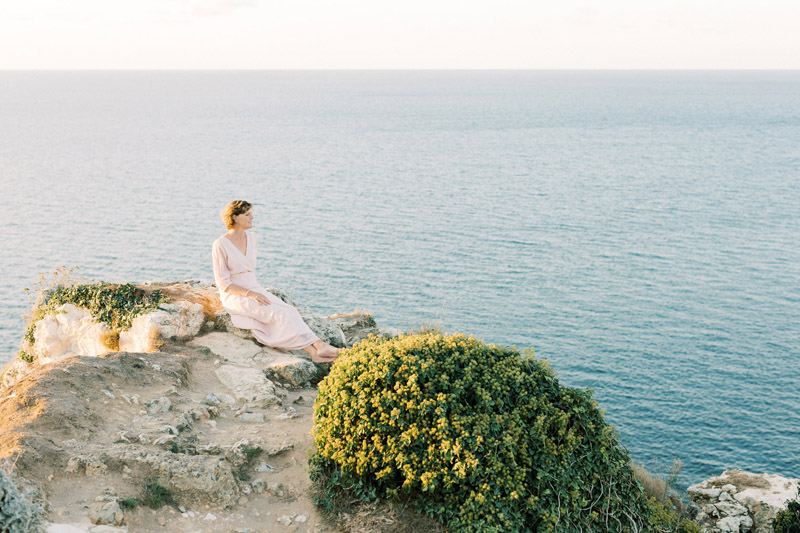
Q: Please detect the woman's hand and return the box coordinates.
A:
[247,291,271,306]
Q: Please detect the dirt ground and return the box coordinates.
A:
[1,342,337,532]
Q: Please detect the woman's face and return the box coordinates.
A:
[233,209,253,229]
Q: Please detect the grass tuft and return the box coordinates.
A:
[139,478,175,509]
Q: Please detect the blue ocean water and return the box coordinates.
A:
[0,71,798,489]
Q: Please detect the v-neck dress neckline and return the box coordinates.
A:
[224,232,248,256]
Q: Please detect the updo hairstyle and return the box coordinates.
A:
[220,200,252,229]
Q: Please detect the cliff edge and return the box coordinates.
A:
[0,282,388,533]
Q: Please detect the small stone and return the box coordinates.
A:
[687,485,722,500]
[277,515,293,526]
[276,407,298,420]
[204,513,217,521]
[295,515,307,523]
[254,462,275,472]
[718,491,733,501]
[215,393,237,405]
[292,396,306,405]
[204,393,220,405]
[147,397,172,415]
[267,483,288,498]
[715,501,748,517]
[178,505,187,513]
[240,413,264,423]
[158,517,167,526]
[88,496,124,526]
[721,483,736,493]
[101,390,116,399]
[703,504,719,517]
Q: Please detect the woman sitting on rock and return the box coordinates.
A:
[212,200,340,363]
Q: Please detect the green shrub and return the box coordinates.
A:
[676,520,703,533]
[0,469,43,533]
[311,333,655,532]
[773,489,800,533]
[40,282,167,331]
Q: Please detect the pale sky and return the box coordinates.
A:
[1,0,799,69]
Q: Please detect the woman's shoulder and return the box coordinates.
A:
[246,231,258,244]
[212,235,229,250]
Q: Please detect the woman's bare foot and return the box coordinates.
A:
[303,342,340,363]
[310,341,340,363]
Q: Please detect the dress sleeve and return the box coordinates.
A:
[212,240,232,291]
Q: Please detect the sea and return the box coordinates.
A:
[1,70,798,490]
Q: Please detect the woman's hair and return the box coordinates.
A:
[221,200,252,229]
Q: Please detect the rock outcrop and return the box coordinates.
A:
[687,470,799,533]
[0,281,393,533]
[2,282,386,391]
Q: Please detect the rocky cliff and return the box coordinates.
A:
[0,282,390,533]
[685,470,799,533]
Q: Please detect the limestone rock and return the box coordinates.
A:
[88,495,124,526]
[112,445,240,507]
[264,358,320,389]
[715,500,747,516]
[717,514,753,532]
[215,365,280,407]
[297,310,346,348]
[687,470,799,533]
[327,311,383,347]
[144,282,221,319]
[1,358,30,390]
[34,304,114,363]
[119,301,204,352]
[66,454,108,476]
[240,413,264,423]
[146,397,172,415]
[213,311,255,339]
[189,332,266,366]
[688,486,722,500]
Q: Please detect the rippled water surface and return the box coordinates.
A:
[1,71,798,488]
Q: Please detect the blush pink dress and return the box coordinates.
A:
[212,232,319,350]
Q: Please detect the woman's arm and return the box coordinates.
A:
[222,283,271,306]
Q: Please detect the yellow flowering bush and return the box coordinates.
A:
[311,333,654,532]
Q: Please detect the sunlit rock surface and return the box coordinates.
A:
[687,470,799,533]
